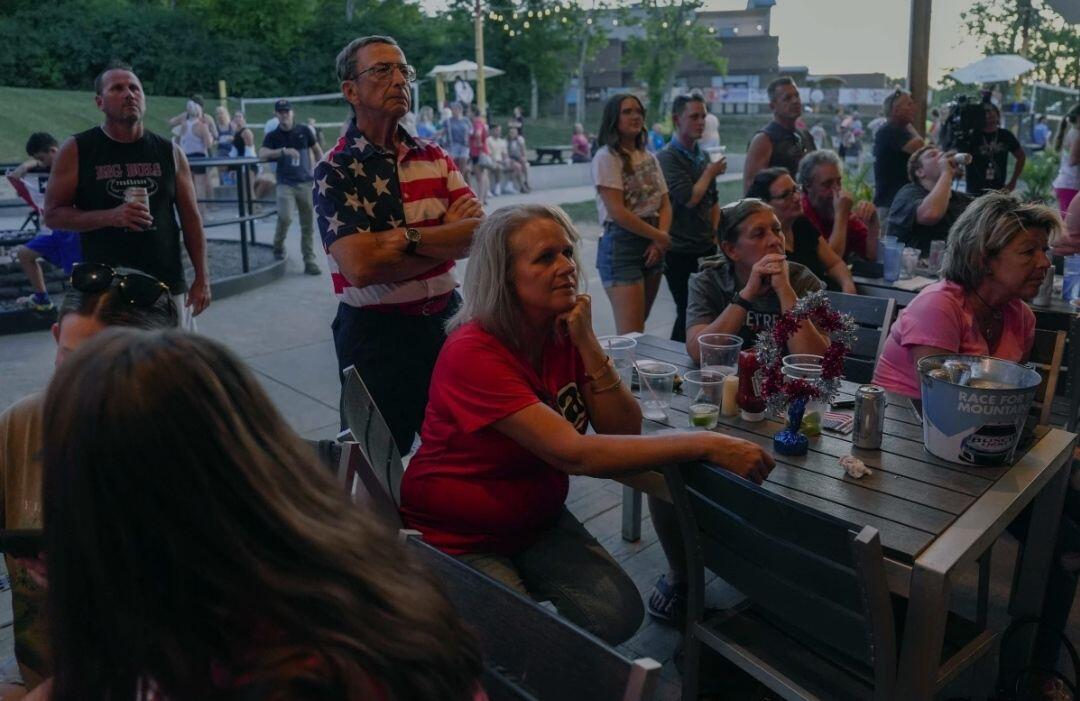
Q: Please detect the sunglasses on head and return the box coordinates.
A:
[70,263,170,307]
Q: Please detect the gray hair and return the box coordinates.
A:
[940,191,1062,290]
[447,205,584,349]
[335,35,399,82]
[796,149,842,189]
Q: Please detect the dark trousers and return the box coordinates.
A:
[663,247,715,343]
[332,295,460,455]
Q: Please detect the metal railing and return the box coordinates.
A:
[1,156,279,274]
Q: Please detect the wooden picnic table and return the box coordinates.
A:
[530,144,572,166]
[624,333,1077,699]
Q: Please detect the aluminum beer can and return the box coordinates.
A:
[853,385,886,450]
[952,153,973,166]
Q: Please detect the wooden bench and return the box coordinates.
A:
[530,145,572,166]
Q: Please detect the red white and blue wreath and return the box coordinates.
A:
[753,289,858,415]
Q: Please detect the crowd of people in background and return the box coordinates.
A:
[3,29,1080,701]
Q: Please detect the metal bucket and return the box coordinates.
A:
[917,355,1041,467]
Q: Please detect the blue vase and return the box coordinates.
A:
[774,398,810,456]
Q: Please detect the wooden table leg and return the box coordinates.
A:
[895,564,950,700]
[999,460,1070,687]
[622,486,642,542]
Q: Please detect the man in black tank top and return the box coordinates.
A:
[743,77,816,194]
[43,62,210,327]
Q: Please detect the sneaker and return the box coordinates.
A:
[273,249,286,261]
[17,295,54,312]
[646,574,684,626]
[303,262,322,276]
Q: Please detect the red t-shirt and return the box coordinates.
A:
[468,119,490,158]
[400,321,589,556]
[801,193,870,260]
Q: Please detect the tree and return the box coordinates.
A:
[620,0,726,117]
[961,0,1080,87]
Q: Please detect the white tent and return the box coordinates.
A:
[949,54,1036,85]
[426,60,505,81]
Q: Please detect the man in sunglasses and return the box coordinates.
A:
[316,35,483,456]
[43,62,210,330]
[259,100,324,275]
[0,265,178,698]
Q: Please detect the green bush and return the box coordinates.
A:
[1021,150,1060,204]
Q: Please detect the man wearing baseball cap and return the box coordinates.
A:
[259,99,324,274]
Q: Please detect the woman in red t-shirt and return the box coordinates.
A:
[401,204,775,645]
[38,331,485,701]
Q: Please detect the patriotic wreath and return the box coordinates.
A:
[753,289,857,415]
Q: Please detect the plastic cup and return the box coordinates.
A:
[927,240,946,275]
[900,247,919,279]
[599,335,637,386]
[883,242,903,282]
[637,361,677,421]
[697,333,743,375]
[684,369,724,429]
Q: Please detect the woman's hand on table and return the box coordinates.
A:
[703,434,775,484]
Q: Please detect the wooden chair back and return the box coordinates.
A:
[401,530,660,701]
[1068,315,1080,433]
[304,439,402,528]
[664,462,897,689]
[339,365,403,506]
[823,291,896,384]
[1030,328,1066,426]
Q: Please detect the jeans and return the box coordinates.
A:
[274,182,316,264]
[459,508,644,645]
[664,247,715,343]
[596,220,663,287]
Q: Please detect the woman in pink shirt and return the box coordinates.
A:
[873,192,1059,397]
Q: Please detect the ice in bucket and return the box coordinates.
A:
[917,355,1040,466]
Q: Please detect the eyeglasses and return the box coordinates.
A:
[352,63,417,83]
[70,263,170,306]
[768,185,801,202]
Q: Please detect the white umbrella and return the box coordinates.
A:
[1045,0,1080,24]
[426,60,505,81]
[949,54,1036,85]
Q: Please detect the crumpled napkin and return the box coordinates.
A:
[839,455,872,479]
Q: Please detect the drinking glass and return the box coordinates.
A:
[684,369,724,429]
[598,335,637,387]
[883,241,903,282]
[900,247,919,280]
[927,240,946,275]
[637,361,677,421]
[697,333,743,375]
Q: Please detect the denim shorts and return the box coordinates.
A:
[596,220,663,287]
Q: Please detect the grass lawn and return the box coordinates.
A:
[556,178,743,226]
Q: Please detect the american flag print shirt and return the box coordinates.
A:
[314,121,474,308]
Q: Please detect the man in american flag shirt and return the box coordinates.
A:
[315,35,484,455]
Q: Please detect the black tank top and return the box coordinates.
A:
[758,121,816,177]
[73,126,185,293]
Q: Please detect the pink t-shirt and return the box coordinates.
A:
[872,280,1035,398]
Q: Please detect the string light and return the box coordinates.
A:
[503,23,510,30]
[612,18,618,26]
[527,10,534,17]
[523,20,530,28]
[684,19,692,26]
[661,21,668,28]
[509,29,516,36]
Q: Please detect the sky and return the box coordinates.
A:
[419,0,989,86]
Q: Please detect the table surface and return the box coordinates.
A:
[631,333,1072,565]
